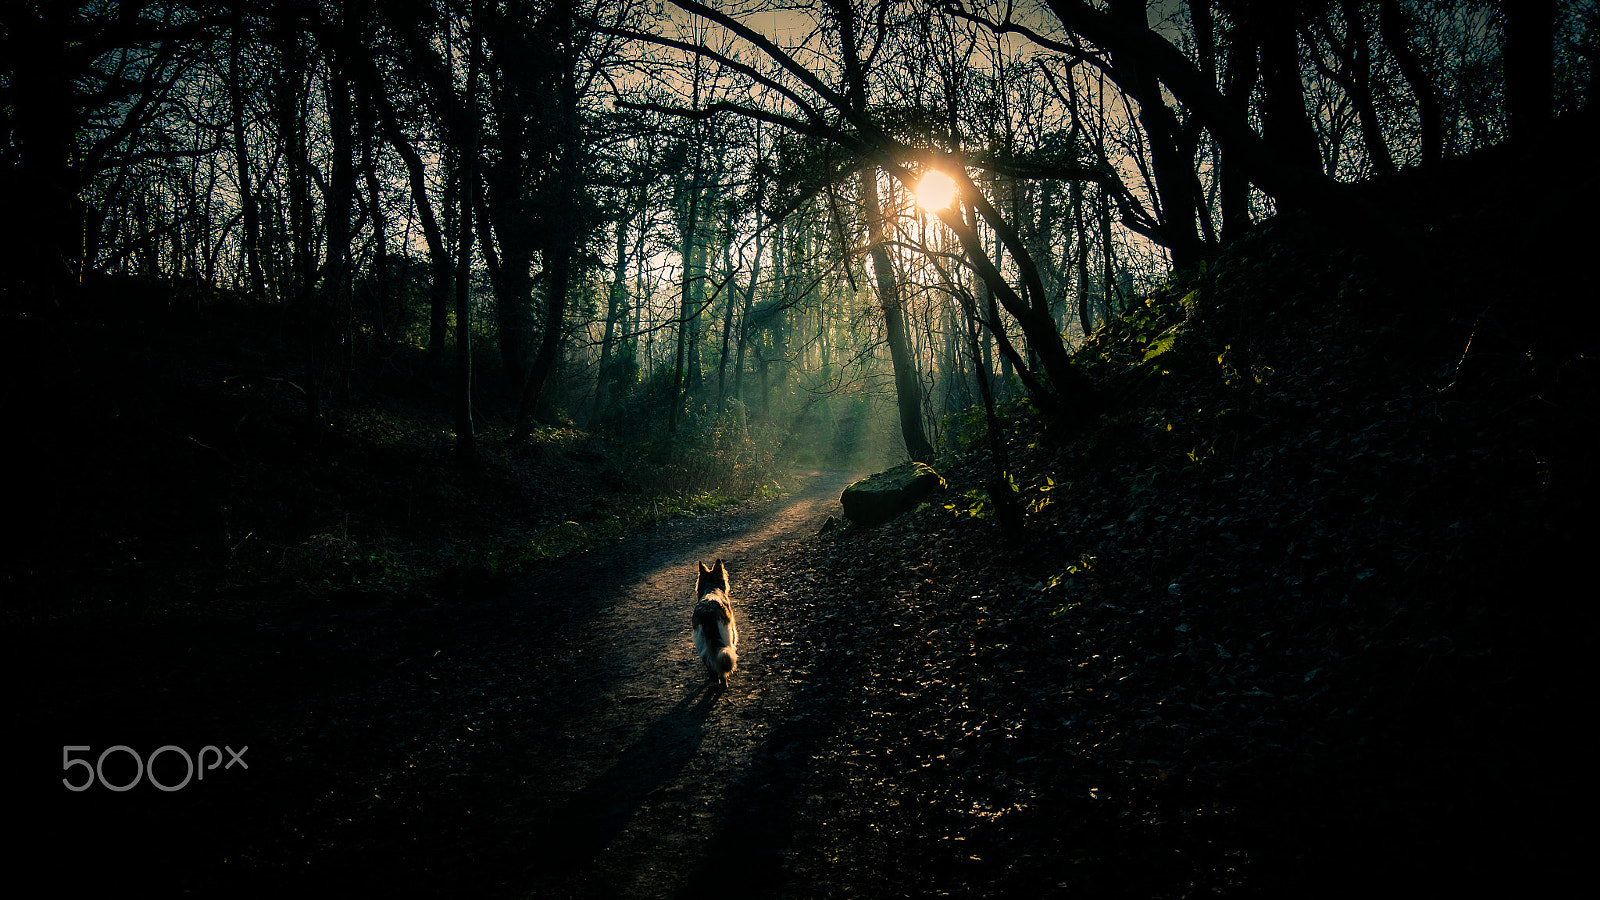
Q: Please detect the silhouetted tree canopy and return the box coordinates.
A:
[2,0,1592,455]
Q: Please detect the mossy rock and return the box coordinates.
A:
[840,462,947,527]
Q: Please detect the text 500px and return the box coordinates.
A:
[62,745,248,792]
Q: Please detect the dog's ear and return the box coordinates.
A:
[698,560,710,575]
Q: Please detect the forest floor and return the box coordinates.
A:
[17,466,866,897]
[9,188,1595,897]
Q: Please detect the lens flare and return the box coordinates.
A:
[914,169,957,211]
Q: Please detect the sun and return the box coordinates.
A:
[914,169,957,211]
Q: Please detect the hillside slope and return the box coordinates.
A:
[736,203,1594,897]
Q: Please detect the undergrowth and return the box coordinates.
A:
[781,207,1593,897]
[2,304,790,623]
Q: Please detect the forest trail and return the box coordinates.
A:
[22,468,860,897]
[486,466,856,897]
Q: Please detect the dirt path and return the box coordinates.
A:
[21,469,860,897]
[486,467,855,897]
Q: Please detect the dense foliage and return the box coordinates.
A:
[5,1,1593,469]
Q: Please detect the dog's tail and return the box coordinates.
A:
[712,630,737,676]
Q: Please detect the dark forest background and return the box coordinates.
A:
[6,0,1595,607]
[6,0,1592,469]
[3,2,1597,894]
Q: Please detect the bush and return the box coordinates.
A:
[653,400,783,500]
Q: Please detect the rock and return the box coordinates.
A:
[840,462,947,527]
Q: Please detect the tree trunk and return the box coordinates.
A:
[454,6,482,463]
[1072,173,1093,339]
[273,19,319,411]
[1040,0,1341,212]
[1504,0,1556,144]
[1377,0,1442,167]
[861,168,935,463]
[1336,0,1396,176]
[668,144,706,437]
[1099,185,1116,317]
[960,285,1023,541]
[475,1,588,439]
[1109,0,1204,268]
[318,60,356,411]
[229,11,267,299]
[716,205,737,408]
[1252,1,1322,192]
[0,4,81,304]
[515,235,570,435]
[931,179,1099,427]
[376,4,463,373]
[589,214,630,429]
[357,91,391,345]
[1219,13,1259,243]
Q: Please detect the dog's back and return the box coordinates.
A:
[692,560,737,688]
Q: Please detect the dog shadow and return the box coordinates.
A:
[535,681,721,869]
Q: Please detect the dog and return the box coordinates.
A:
[691,559,737,689]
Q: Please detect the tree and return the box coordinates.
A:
[1504,0,1558,142]
[509,0,594,436]
[34,0,1582,486]
[589,192,637,428]
[665,119,715,436]
[341,13,457,371]
[312,19,358,416]
[827,0,935,461]
[227,6,268,298]
[1107,0,1207,267]
[608,0,1102,430]
[862,165,936,462]
[1027,0,1341,212]
[1310,0,1398,177]
[454,2,484,461]
[1377,0,1444,167]
[1,2,217,307]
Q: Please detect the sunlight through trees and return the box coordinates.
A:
[913,170,958,211]
[4,0,1590,464]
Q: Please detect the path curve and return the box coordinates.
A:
[22,468,859,897]
[493,467,856,896]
